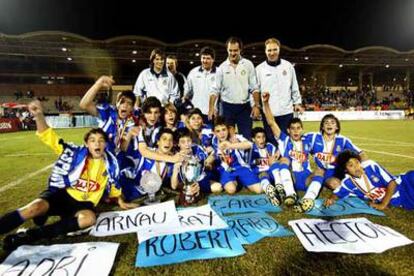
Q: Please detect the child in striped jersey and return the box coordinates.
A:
[326,150,414,210]
[298,114,368,212]
[249,127,287,205]
[0,100,137,251]
[185,108,214,153]
[208,116,281,205]
[120,128,176,202]
[262,92,311,206]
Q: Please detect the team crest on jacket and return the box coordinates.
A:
[370,175,380,183]
[241,70,246,76]
[163,80,167,86]
[282,70,287,76]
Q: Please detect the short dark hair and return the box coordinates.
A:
[174,127,191,143]
[288,117,303,128]
[252,127,266,138]
[157,127,175,141]
[200,46,215,59]
[213,116,229,129]
[334,150,361,179]
[187,108,203,119]
[84,128,108,143]
[166,55,178,65]
[226,37,243,50]
[320,114,341,134]
[116,90,136,105]
[142,96,162,113]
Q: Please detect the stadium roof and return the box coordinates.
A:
[0,31,413,84]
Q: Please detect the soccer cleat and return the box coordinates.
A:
[33,215,49,226]
[264,185,281,207]
[2,231,32,252]
[66,226,93,237]
[274,184,286,202]
[284,193,298,207]
[293,198,315,213]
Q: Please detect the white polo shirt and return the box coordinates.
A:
[256,59,301,116]
[184,66,217,114]
[133,68,179,106]
[211,57,258,104]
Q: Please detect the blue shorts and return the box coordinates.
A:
[198,170,219,194]
[395,170,414,210]
[323,168,336,182]
[119,174,143,202]
[293,170,312,191]
[257,171,272,182]
[220,167,260,187]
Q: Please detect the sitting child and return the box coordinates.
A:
[326,150,414,210]
[208,116,281,205]
[0,100,137,251]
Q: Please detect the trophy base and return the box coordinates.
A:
[143,198,161,205]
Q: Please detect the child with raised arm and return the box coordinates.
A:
[262,92,312,207]
[79,75,138,155]
[0,100,136,251]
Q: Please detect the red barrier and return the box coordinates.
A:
[0,118,21,133]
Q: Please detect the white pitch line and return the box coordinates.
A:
[348,135,414,146]
[362,149,414,160]
[0,164,53,194]
[357,143,414,147]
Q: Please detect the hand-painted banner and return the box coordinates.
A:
[225,212,293,244]
[289,217,413,254]
[136,229,245,267]
[306,197,385,217]
[208,195,282,214]
[137,204,229,243]
[0,242,119,276]
[90,201,180,237]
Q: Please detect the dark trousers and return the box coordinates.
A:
[221,101,252,140]
[262,112,294,146]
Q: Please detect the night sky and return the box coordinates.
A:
[1,0,414,50]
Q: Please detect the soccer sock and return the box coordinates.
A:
[260,178,271,191]
[303,175,324,200]
[271,167,282,185]
[0,210,25,234]
[27,217,81,240]
[279,164,296,196]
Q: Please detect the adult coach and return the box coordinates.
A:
[209,37,261,140]
[256,38,303,144]
[133,48,179,107]
[184,46,217,122]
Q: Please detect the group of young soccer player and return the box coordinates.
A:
[1,75,413,252]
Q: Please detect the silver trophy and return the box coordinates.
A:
[179,155,204,204]
[139,171,163,205]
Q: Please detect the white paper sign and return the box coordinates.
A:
[289,217,413,254]
[0,242,119,276]
[137,204,229,243]
[90,200,180,237]
[178,204,228,231]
